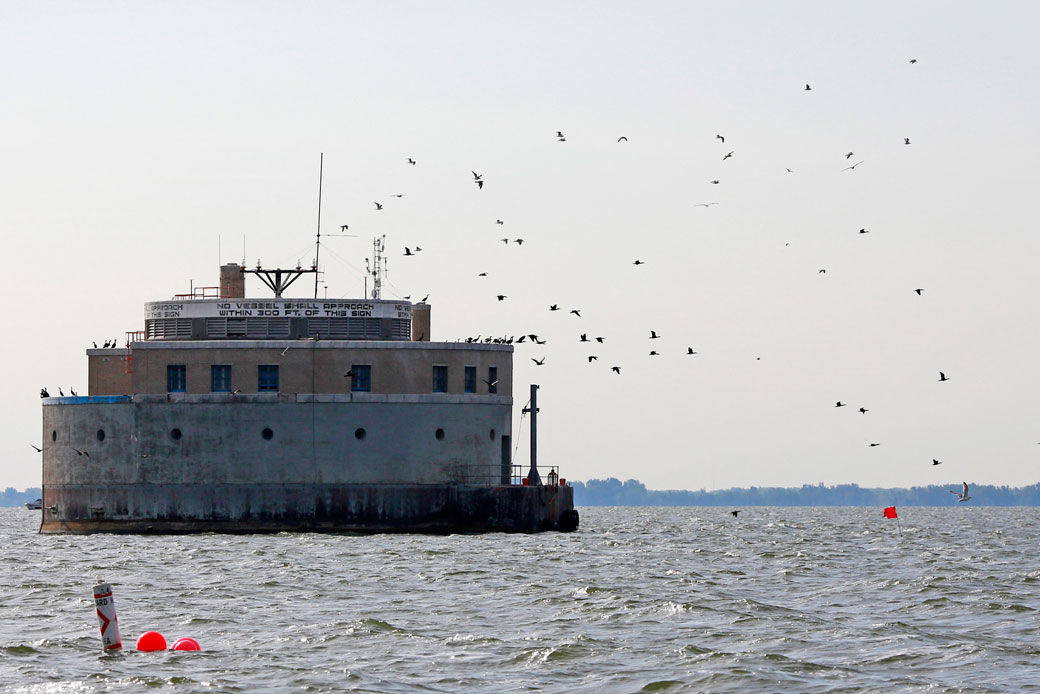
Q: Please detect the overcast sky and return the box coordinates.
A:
[2,1,1038,492]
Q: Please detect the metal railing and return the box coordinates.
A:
[449,464,564,487]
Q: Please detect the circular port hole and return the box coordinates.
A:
[170,428,182,441]
[435,428,445,441]
[354,428,366,440]
[96,429,106,442]
[262,428,274,440]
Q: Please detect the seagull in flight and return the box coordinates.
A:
[408,157,416,165]
[472,171,484,189]
[587,355,598,362]
[633,260,645,265]
[939,371,949,382]
[694,202,719,207]
[531,357,546,365]
[846,151,854,159]
[904,138,911,145]
[374,202,383,210]
[722,151,733,160]
[730,510,740,517]
[914,288,924,295]
[932,458,942,465]
[805,83,812,91]
[649,330,660,339]
[340,224,349,231]
[950,481,971,502]
[858,407,868,414]
[30,444,42,452]
[611,366,621,374]
[716,134,725,143]
[835,401,846,407]
[841,161,865,172]
[617,136,628,142]
[909,58,918,64]
[569,309,581,317]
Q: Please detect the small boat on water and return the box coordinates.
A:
[24,498,42,510]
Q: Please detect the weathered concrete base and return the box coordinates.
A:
[39,483,577,534]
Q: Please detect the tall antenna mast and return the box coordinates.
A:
[367,235,387,299]
[313,152,324,299]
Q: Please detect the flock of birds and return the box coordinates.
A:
[314,67,984,505]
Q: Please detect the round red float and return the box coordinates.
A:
[135,631,167,652]
[171,637,201,651]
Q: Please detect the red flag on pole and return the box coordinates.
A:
[883,506,898,519]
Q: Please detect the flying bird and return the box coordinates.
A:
[841,160,865,172]
[478,272,487,277]
[404,247,414,256]
[649,350,659,356]
[556,130,565,139]
[344,370,354,378]
[514,239,524,245]
[531,357,546,365]
[914,288,923,295]
[595,337,605,343]
[805,83,812,90]
[30,444,42,452]
[730,510,740,517]
[340,224,349,231]
[846,152,854,159]
[722,151,733,160]
[617,136,628,142]
[587,355,598,362]
[904,138,911,145]
[549,304,559,311]
[579,334,589,342]
[649,330,660,339]
[694,202,719,207]
[687,348,697,355]
[933,458,942,465]
[859,228,869,234]
[869,443,881,447]
[716,134,725,143]
[374,202,383,210]
[611,366,621,374]
[497,295,507,301]
[570,309,581,317]
[633,260,644,265]
[496,219,504,225]
[950,481,971,502]
[858,407,868,414]
[909,58,918,64]
[710,180,720,184]
[939,371,949,382]
[835,401,846,407]
[408,158,416,165]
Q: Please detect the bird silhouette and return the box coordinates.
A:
[869,443,881,447]
[374,202,383,210]
[340,224,349,231]
[344,370,354,378]
[932,458,942,465]
[950,482,971,502]
[939,371,949,382]
[570,309,581,317]
[909,58,918,64]
[31,444,42,452]
[587,355,598,362]
[404,247,414,256]
[649,350,659,356]
[716,134,725,143]
[859,228,869,234]
[694,202,719,207]
[40,388,49,398]
[497,295,507,301]
[514,239,524,245]
[846,152,854,159]
[595,337,605,343]
[70,388,77,396]
[531,357,546,365]
[59,388,64,396]
[579,334,589,342]
[649,330,660,339]
[478,272,487,277]
[549,304,559,311]
[501,238,509,244]
[914,288,924,295]
[835,401,846,407]
[904,138,911,145]
[730,510,740,517]
[723,151,733,160]
[496,219,504,225]
[841,161,865,172]
[93,341,98,348]
[687,348,697,355]
[611,366,621,374]
[859,407,868,414]
[805,83,812,90]
[819,269,827,274]
[633,260,645,265]
[710,180,720,184]
[408,158,416,165]
[617,136,628,142]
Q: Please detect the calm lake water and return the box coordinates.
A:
[2,506,1038,693]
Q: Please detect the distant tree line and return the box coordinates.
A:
[0,487,41,507]
[571,478,1040,507]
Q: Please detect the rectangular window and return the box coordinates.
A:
[258,364,279,392]
[351,364,371,392]
[432,365,448,393]
[487,366,498,394]
[211,365,232,392]
[464,366,476,393]
[167,365,186,393]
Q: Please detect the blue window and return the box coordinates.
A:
[464,366,476,393]
[258,364,279,392]
[211,365,232,392]
[167,365,186,393]
[432,365,448,393]
[351,364,371,392]
[487,366,498,394]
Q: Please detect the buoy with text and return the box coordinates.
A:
[92,582,122,651]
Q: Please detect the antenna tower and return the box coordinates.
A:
[366,235,387,299]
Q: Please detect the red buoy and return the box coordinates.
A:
[171,637,200,651]
[135,631,167,651]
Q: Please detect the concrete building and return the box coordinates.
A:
[40,263,577,533]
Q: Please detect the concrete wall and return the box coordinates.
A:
[88,341,512,397]
[43,394,512,487]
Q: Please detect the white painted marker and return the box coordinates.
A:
[93,582,122,651]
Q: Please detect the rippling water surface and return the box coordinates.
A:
[2,506,1039,692]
